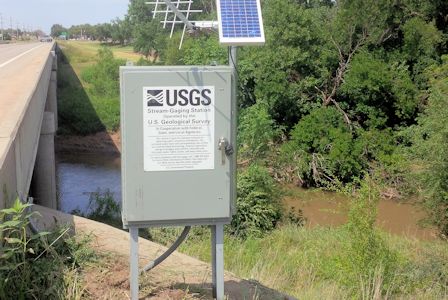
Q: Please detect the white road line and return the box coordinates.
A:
[0,44,45,68]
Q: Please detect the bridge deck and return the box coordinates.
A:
[0,42,55,206]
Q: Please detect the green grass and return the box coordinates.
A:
[166,225,447,299]
[69,181,448,299]
[58,40,144,64]
[57,41,140,135]
[57,55,106,135]
[170,178,445,299]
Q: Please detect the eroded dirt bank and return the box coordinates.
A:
[56,131,121,154]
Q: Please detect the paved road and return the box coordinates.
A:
[0,42,47,68]
[0,42,54,140]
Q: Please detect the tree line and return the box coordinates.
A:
[54,0,448,237]
[50,19,131,45]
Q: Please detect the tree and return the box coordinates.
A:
[316,0,401,128]
[340,51,418,127]
[95,23,112,42]
[283,107,363,186]
[127,0,167,60]
[180,34,226,65]
[402,17,442,87]
[127,0,152,26]
[315,0,444,128]
[132,18,167,61]
[238,0,335,129]
[50,24,67,38]
[68,24,95,40]
[110,18,132,45]
[411,57,448,237]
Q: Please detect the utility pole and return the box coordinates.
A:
[1,13,4,41]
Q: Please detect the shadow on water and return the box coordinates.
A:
[55,43,120,213]
[56,152,121,215]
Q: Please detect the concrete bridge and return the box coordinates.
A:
[0,42,58,210]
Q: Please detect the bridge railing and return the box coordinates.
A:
[0,43,56,209]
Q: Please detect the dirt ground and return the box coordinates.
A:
[33,205,294,300]
[56,131,121,154]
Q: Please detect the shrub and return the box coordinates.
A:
[237,103,282,162]
[357,128,413,196]
[180,35,227,65]
[281,107,363,187]
[57,51,106,135]
[72,189,121,228]
[87,189,121,221]
[81,47,125,98]
[334,176,398,295]
[230,164,282,238]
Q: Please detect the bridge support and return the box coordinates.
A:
[33,112,57,209]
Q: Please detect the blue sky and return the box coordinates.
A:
[0,0,129,34]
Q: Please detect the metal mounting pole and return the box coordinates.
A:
[211,46,238,300]
[130,227,139,300]
[211,223,225,300]
[229,46,237,68]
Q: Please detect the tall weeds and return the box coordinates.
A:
[337,176,398,294]
[175,176,448,299]
[0,199,95,299]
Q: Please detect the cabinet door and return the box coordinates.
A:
[121,66,235,226]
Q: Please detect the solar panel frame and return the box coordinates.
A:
[216,0,265,46]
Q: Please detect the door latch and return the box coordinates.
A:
[218,137,233,165]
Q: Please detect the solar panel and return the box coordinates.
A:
[217,0,265,45]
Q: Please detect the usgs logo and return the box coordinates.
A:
[145,86,213,107]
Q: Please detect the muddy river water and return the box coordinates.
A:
[283,187,437,240]
[56,152,437,240]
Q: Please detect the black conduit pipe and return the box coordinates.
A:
[140,226,191,273]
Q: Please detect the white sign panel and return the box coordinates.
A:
[143,86,215,171]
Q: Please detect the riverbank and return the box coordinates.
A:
[56,41,138,135]
[55,141,437,241]
[56,130,121,154]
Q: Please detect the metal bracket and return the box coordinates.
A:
[163,0,195,30]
